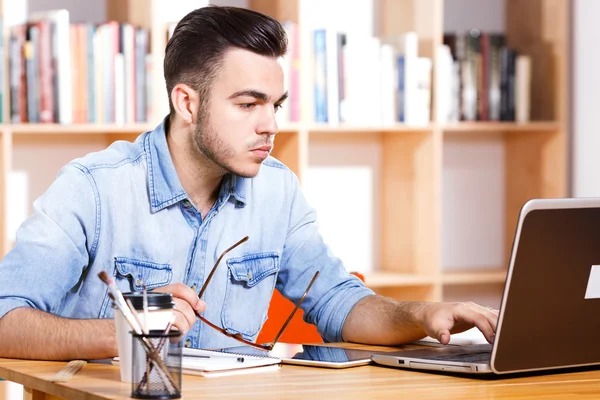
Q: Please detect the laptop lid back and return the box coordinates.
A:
[492,198,600,374]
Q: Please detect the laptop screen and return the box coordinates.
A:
[493,207,600,373]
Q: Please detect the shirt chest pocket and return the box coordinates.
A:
[221,252,279,339]
[100,257,173,318]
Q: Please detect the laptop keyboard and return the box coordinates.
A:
[428,351,491,363]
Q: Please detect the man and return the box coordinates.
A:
[0,6,497,360]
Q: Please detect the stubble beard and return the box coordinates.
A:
[192,106,246,177]
[192,104,270,179]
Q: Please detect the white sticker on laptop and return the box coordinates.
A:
[584,265,600,299]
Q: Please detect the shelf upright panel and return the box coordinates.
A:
[504,0,570,260]
[0,128,11,256]
[377,0,444,300]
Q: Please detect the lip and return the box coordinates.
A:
[250,146,272,160]
[252,145,272,152]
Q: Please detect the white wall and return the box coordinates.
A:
[28,0,248,22]
[28,0,249,21]
[573,0,600,197]
[444,0,504,33]
[29,0,106,22]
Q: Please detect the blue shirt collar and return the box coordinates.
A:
[146,118,248,212]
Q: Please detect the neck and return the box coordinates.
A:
[166,117,225,211]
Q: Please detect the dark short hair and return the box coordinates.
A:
[164,6,288,117]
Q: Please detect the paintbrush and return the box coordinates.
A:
[50,360,87,383]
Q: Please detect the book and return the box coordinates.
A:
[29,9,71,124]
[515,54,532,123]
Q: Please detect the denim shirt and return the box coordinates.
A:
[0,120,374,349]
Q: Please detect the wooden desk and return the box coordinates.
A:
[1,344,600,400]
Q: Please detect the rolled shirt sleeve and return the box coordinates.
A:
[0,164,98,319]
[277,171,375,343]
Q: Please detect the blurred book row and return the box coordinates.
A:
[278,24,532,126]
[2,12,531,127]
[438,29,531,123]
[305,28,431,126]
[8,9,152,124]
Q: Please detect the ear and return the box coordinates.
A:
[171,83,200,124]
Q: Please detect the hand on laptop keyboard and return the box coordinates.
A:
[420,301,498,345]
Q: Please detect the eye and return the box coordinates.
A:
[239,103,255,110]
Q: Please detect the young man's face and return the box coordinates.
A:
[193,48,287,178]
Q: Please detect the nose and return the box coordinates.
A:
[257,105,279,136]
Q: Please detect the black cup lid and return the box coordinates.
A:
[122,292,174,310]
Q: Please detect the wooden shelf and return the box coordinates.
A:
[442,268,507,285]
[7,123,155,135]
[307,123,433,134]
[0,121,560,135]
[302,121,559,133]
[443,121,560,133]
[4,123,302,135]
[364,272,437,288]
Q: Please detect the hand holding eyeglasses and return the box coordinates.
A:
[152,284,206,335]
[196,236,319,351]
[152,236,319,350]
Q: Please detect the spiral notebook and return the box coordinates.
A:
[113,348,281,378]
[180,348,281,377]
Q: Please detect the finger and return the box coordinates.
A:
[426,316,452,345]
[465,303,499,333]
[456,307,496,344]
[172,309,192,334]
[483,308,498,333]
[437,330,451,345]
[173,298,197,332]
[488,307,499,316]
[154,283,205,312]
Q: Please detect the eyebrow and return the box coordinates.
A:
[228,90,289,103]
[276,92,289,103]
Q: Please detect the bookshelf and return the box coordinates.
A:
[0,0,570,307]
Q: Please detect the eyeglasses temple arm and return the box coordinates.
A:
[271,271,320,346]
[196,312,271,351]
[198,236,249,299]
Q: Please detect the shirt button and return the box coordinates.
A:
[135,278,143,287]
[185,339,192,348]
[247,272,252,280]
[191,285,197,292]
[182,200,192,208]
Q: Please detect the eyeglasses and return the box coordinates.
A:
[196,236,319,351]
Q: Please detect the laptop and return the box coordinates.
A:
[372,198,600,375]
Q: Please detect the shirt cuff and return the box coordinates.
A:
[319,286,376,343]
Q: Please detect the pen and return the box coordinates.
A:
[142,284,149,334]
[183,352,245,363]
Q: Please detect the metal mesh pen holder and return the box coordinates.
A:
[131,329,183,399]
